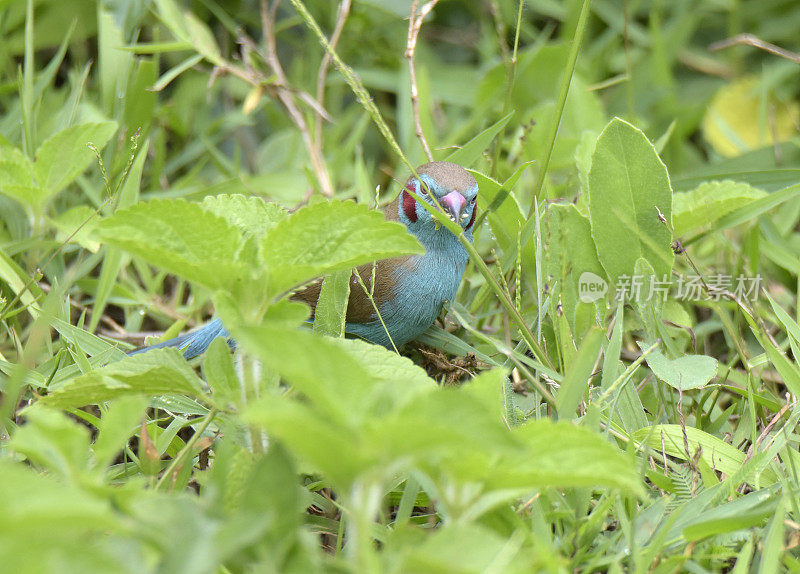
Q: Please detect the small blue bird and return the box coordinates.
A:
[130,162,478,357]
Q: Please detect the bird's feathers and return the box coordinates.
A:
[128,161,478,356]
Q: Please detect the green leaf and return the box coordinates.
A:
[681,488,778,541]
[556,327,604,419]
[673,180,766,236]
[34,122,118,202]
[200,194,287,239]
[260,200,424,297]
[0,145,36,209]
[92,395,148,468]
[312,269,351,338]
[50,205,101,252]
[588,118,674,286]
[445,112,512,167]
[10,407,91,477]
[470,162,529,253]
[546,203,606,335]
[40,348,207,408]
[0,246,41,319]
[638,343,718,390]
[184,11,223,66]
[95,199,250,291]
[203,338,240,409]
[633,424,777,485]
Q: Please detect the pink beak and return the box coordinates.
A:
[441,190,467,222]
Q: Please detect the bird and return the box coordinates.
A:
[129,161,478,358]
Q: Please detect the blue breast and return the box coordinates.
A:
[346,226,470,348]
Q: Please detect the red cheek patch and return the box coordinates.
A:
[402,182,418,223]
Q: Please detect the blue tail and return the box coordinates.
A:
[128,318,232,359]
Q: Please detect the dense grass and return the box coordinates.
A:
[2,0,800,571]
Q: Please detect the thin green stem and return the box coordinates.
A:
[490,0,524,178]
[526,0,593,215]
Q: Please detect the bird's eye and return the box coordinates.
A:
[419,183,429,195]
[471,196,476,203]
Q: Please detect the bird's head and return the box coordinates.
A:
[398,162,478,238]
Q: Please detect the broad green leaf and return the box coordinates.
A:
[712,181,800,234]
[0,145,35,208]
[34,121,118,201]
[504,420,642,494]
[673,180,766,236]
[50,205,101,252]
[384,523,541,573]
[326,336,436,391]
[235,324,374,425]
[588,118,674,286]
[260,200,424,297]
[9,407,91,477]
[200,194,287,238]
[40,348,207,408]
[95,199,250,291]
[312,269,351,338]
[638,342,718,390]
[546,203,606,335]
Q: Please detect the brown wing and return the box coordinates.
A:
[291,257,411,323]
[290,195,413,323]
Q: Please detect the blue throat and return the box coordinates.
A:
[345,194,472,348]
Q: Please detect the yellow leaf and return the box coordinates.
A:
[702,77,799,157]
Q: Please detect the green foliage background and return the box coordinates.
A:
[1,0,800,571]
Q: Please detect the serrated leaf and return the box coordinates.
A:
[260,200,424,296]
[200,194,287,238]
[40,348,207,408]
[588,118,674,286]
[50,205,101,252]
[34,122,118,202]
[95,199,251,291]
[312,269,350,338]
